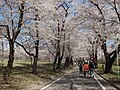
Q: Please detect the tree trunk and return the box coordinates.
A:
[53,36,60,71]
[102,44,120,73]
[32,18,39,74]
[56,57,62,69]
[104,50,118,73]
[94,50,98,68]
[64,56,70,68]
[32,56,37,74]
[70,56,73,65]
[101,41,112,73]
[53,53,58,71]
[4,40,14,81]
[104,55,111,73]
[32,40,39,75]
[56,44,65,69]
[1,41,4,66]
[104,61,113,73]
[53,49,60,71]
[64,55,73,68]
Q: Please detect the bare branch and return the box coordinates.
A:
[0,25,11,40]
[15,41,35,57]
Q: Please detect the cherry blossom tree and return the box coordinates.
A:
[0,0,26,81]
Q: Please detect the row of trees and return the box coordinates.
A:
[0,0,80,81]
[0,0,120,82]
[87,0,120,73]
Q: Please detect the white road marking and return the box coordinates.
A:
[94,74,117,90]
[94,75,106,90]
[40,69,75,90]
[41,68,116,90]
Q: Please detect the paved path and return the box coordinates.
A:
[29,68,117,90]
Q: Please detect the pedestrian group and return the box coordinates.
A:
[77,58,95,78]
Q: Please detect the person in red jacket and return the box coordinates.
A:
[83,61,89,77]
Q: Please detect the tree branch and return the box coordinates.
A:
[0,25,11,40]
[15,41,35,57]
[14,1,25,40]
[113,0,120,22]
[46,43,55,57]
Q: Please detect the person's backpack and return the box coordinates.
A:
[83,64,89,71]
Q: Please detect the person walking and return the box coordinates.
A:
[79,61,83,74]
[83,61,89,78]
[89,61,95,77]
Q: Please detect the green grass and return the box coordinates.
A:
[0,60,72,90]
[97,64,120,77]
[97,64,120,88]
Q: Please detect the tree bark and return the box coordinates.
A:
[56,44,65,69]
[64,55,73,68]
[104,50,119,73]
[32,29,39,75]
[64,56,70,68]
[70,56,73,65]
[53,19,61,71]
[53,53,58,71]
[53,42,60,71]
[32,39,39,75]
[94,50,98,68]
[103,44,120,73]
[32,56,37,74]
[4,40,14,81]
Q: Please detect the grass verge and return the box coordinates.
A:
[0,60,74,90]
[97,64,120,89]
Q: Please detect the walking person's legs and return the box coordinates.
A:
[91,69,95,77]
[90,68,94,77]
[84,71,87,78]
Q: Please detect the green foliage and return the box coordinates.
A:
[97,63,120,88]
[97,64,120,79]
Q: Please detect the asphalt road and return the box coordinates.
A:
[39,68,117,90]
